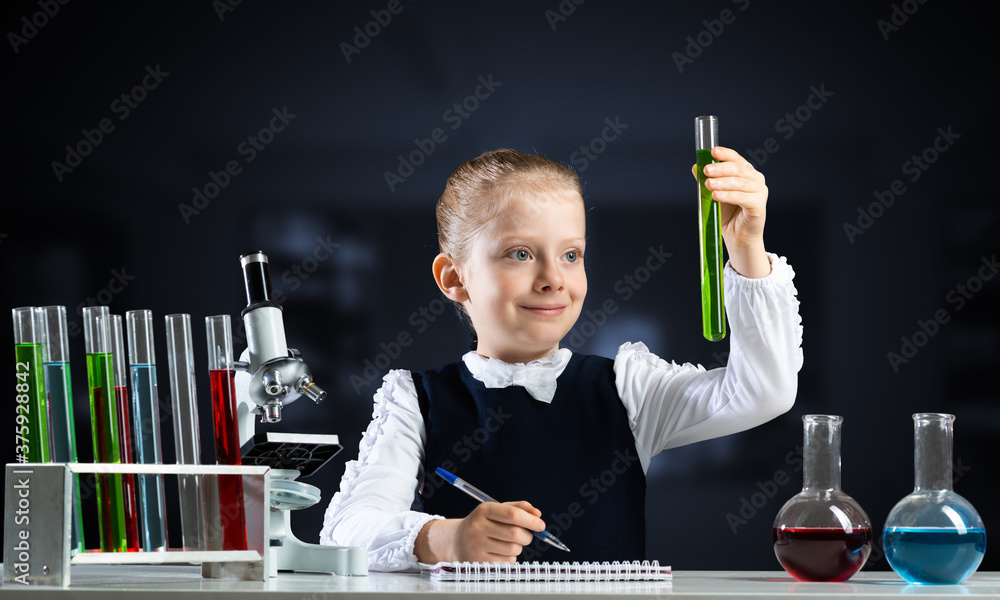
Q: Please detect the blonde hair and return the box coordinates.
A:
[435,149,583,345]
[436,149,582,262]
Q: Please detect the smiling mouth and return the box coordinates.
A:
[521,305,567,317]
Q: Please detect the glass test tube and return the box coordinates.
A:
[126,310,168,551]
[695,115,726,341]
[39,306,86,554]
[110,314,141,551]
[83,306,127,552]
[206,315,247,551]
[13,307,51,463]
[165,313,207,551]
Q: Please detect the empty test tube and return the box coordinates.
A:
[165,313,207,551]
[695,115,726,341]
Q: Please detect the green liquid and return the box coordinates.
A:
[86,352,127,552]
[697,148,726,341]
[14,344,50,462]
[44,361,86,554]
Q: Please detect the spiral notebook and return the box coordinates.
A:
[419,560,671,582]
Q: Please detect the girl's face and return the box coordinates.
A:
[460,187,587,363]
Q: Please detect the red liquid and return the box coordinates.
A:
[115,386,141,552]
[773,527,872,582]
[210,369,247,551]
[93,387,116,551]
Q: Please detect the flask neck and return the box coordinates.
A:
[913,414,954,491]
[802,416,842,491]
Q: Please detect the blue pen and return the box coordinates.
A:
[435,467,570,552]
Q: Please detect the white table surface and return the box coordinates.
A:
[4,566,1000,598]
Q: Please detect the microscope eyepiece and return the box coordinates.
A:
[240,251,281,314]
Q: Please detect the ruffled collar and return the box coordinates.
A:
[461,348,572,403]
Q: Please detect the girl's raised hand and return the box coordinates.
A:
[691,146,771,278]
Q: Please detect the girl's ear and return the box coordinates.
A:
[433,253,469,302]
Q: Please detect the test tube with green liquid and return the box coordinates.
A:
[126,309,168,552]
[695,115,726,341]
[39,305,86,554]
[166,313,207,551]
[83,305,127,552]
[110,314,141,551]
[13,307,51,462]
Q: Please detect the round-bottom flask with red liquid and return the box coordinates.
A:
[773,415,872,582]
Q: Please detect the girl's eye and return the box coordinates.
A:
[564,251,579,263]
[507,249,531,261]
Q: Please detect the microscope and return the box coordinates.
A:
[233,251,366,577]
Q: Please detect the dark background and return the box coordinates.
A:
[2,0,997,573]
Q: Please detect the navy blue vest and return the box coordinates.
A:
[413,352,646,562]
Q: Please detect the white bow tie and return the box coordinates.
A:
[463,349,572,404]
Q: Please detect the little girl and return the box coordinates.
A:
[320,148,803,570]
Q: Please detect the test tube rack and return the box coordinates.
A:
[3,462,270,587]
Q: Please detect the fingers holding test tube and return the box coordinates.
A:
[691,146,771,279]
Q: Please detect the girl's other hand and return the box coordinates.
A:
[691,146,771,278]
[415,501,545,564]
[453,501,544,563]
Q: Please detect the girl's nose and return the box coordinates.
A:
[535,258,564,293]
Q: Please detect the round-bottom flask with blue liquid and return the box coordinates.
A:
[883,413,986,584]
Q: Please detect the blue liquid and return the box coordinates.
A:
[884,527,986,584]
[43,362,85,554]
[130,364,168,551]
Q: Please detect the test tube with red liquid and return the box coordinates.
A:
[110,314,141,551]
[205,314,247,551]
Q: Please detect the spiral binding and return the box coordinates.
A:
[422,560,671,582]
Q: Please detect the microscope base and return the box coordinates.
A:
[268,507,367,577]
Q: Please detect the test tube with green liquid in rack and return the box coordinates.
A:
[126,309,168,552]
[39,305,86,554]
[695,115,726,341]
[110,314,142,551]
[83,305,128,552]
[13,307,51,463]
